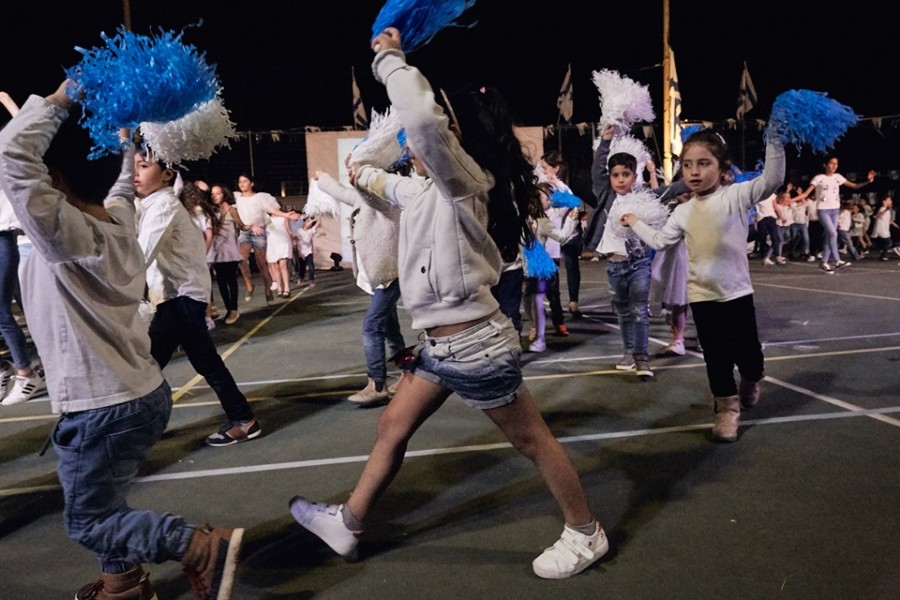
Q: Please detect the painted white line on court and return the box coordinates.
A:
[765,376,900,427]
[755,281,900,302]
[762,331,900,347]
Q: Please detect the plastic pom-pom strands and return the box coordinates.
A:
[592,69,655,134]
[766,89,858,154]
[65,26,230,161]
[607,190,670,240]
[522,241,557,279]
[139,97,235,165]
[350,107,406,170]
[371,0,477,53]
[549,190,582,209]
[305,179,342,220]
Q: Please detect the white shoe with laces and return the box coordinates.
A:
[289,497,360,559]
[0,360,14,398]
[532,523,609,579]
[2,366,46,406]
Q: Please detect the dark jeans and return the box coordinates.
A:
[52,381,193,572]
[492,267,524,333]
[212,261,240,312]
[561,242,582,303]
[690,294,764,397]
[149,296,252,422]
[547,261,564,327]
[362,280,406,385]
[757,216,779,259]
[297,253,315,281]
[0,232,30,369]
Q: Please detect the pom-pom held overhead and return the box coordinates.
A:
[65,26,221,158]
[371,0,478,53]
[731,160,764,184]
[350,107,405,169]
[305,178,342,219]
[607,190,670,240]
[523,240,558,279]
[766,90,859,154]
[592,69,655,133]
[139,97,236,165]
[549,190,582,209]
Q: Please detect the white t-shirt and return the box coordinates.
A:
[810,173,847,211]
[235,192,281,227]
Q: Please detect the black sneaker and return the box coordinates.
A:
[205,420,261,447]
[818,263,834,274]
[634,357,654,378]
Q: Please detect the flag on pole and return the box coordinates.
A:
[557,63,573,123]
[736,61,757,122]
[352,67,369,130]
[667,47,683,158]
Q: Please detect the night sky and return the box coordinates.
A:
[3,0,899,177]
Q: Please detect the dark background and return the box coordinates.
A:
[3,1,899,194]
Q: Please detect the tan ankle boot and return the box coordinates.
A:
[75,566,157,600]
[712,395,741,442]
[181,526,243,600]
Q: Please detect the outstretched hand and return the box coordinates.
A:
[372,27,402,53]
[0,91,19,117]
[45,80,74,109]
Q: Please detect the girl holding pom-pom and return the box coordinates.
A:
[620,129,785,442]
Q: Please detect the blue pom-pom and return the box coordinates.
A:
[680,123,704,142]
[371,0,478,53]
[732,160,764,183]
[766,89,859,154]
[523,240,558,279]
[549,190,582,209]
[397,128,407,148]
[65,26,220,158]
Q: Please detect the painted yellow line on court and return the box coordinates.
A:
[171,288,309,402]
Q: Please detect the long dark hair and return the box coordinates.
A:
[445,85,536,261]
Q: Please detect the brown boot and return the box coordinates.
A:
[739,378,761,409]
[181,526,244,600]
[75,566,157,600]
[712,395,741,442]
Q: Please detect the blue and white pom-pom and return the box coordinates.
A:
[592,69,655,133]
[65,26,221,158]
[305,178,342,219]
[765,89,859,153]
[731,160,764,183]
[522,240,558,279]
[549,190,582,209]
[350,107,405,169]
[680,123,705,142]
[139,96,235,165]
[372,0,477,53]
[607,189,670,239]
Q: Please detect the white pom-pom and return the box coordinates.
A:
[592,69,655,133]
[350,106,404,169]
[607,189,669,239]
[304,178,341,219]
[610,134,652,188]
[534,160,547,183]
[139,96,235,165]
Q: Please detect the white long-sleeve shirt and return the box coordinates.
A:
[630,140,785,303]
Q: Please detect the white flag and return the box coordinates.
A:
[557,63,573,123]
[668,48,683,158]
[736,61,757,122]
[352,67,369,130]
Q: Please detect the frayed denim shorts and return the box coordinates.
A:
[238,230,267,249]
[413,314,523,409]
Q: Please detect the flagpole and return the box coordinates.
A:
[662,0,673,181]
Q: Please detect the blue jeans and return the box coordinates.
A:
[837,229,860,260]
[0,232,31,369]
[53,381,194,572]
[362,280,406,385]
[818,208,840,263]
[607,257,651,357]
[790,222,809,255]
[149,296,253,423]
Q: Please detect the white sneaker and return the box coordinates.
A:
[662,340,686,356]
[532,523,609,579]
[2,367,47,406]
[289,497,360,559]
[205,316,216,331]
[528,339,546,352]
[0,360,14,398]
[762,257,775,266]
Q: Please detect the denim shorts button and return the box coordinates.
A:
[421,266,426,273]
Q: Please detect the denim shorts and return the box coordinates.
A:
[413,314,523,409]
[238,230,267,249]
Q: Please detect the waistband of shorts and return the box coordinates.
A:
[423,311,503,343]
